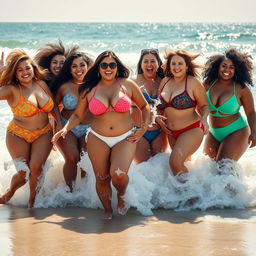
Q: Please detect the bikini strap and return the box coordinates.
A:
[184,76,188,91]
[233,81,236,95]
[34,80,51,96]
[208,79,218,90]
[160,77,172,93]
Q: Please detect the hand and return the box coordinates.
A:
[155,115,173,135]
[51,128,67,144]
[126,127,146,143]
[200,118,209,135]
[249,133,256,148]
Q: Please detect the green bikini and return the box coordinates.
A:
[206,80,248,142]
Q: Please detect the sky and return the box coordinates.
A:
[1,0,256,23]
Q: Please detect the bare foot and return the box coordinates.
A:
[0,189,12,204]
[103,211,113,220]
[117,207,128,215]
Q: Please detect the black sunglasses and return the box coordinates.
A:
[141,48,159,55]
[99,62,117,69]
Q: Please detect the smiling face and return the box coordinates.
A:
[70,56,88,83]
[99,56,117,81]
[218,58,235,81]
[170,54,187,78]
[16,59,34,84]
[141,53,159,79]
[50,54,65,76]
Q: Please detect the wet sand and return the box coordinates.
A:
[1,205,256,256]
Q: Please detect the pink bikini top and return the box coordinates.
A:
[88,83,132,115]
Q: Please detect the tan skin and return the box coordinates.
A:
[132,53,168,163]
[49,54,66,77]
[0,59,61,207]
[157,55,209,176]
[54,57,91,190]
[203,58,256,161]
[52,56,150,220]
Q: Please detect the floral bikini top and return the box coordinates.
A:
[157,76,197,111]
[11,81,54,117]
[88,82,132,116]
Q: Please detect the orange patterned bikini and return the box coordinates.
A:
[7,81,54,143]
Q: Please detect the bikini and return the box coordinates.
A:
[7,81,54,143]
[158,76,204,139]
[61,84,89,138]
[87,82,132,148]
[206,80,248,142]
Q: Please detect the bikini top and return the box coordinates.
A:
[88,82,132,116]
[157,76,197,110]
[206,80,240,117]
[11,81,54,117]
[143,92,157,105]
[62,84,78,110]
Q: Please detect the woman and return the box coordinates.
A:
[51,52,93,191]
[52,50,150,219]
[34,40,69,86]
[157,50,209,178]
[0,49,61,207]
[202,48,256,162]
[132,48,168,163]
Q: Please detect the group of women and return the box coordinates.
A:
[0,40,255,219]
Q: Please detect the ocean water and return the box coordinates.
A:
[0,22,256,214]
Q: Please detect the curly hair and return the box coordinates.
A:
[163,49,201,78]
[51,51,94,95]
[0,49,45,87]
[202,48,254,88]
[79,50,130,95]
[136,49,164,78]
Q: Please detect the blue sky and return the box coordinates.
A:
[1,0,256,22]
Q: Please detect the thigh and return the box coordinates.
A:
[151,131,169,154]
[110,140,137,173]
[56,132,80,158]
[87,132,111,176]
[171,128,204,161]
[203,133,220,160]
[30,131,53,165]
[217,126,250,161]
[134,137,151,163]
[79,135,87,153]
[6,132,30,161]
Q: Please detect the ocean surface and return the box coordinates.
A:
[0,22,256,214]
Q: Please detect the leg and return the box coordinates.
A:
[87,133,112,219]
[203,133,220,160]
[29,131,53,207]
[151,131,169,156]
[0,133,30,204]
[110,140,137,214]
[169,128,204,176]
[56,132,80,191]
[133,137,151,164]
[79,135,87,178]
[216,126,250,161]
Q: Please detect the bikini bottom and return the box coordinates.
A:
[87,127,133,148]
[7,120,52,143]
[61,116,89,138]
[143,129,161,143]
[209,116,248,142]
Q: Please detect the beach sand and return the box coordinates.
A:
[1,205,256,256]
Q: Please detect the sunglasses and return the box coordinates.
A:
[99,62,117,69]
[141,48,159,55]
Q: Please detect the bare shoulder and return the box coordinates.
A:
[188,76,204,89]
[238,84,253,97]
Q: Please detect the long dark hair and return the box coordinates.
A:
[137,49,164,78]
[163,50,201,78]
[79,50,130,95]
[51,52,94,94]
[202,48,254,88]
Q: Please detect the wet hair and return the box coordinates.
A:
[202,48,254,88]
[79,50,130,95]
[163,49,201,78]
[0,49,45,87]
[137,49,164,78]
[51,51,94,95]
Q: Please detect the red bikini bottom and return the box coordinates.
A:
[169,120,204,139]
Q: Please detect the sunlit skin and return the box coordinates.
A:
[204,57,256,161]
[52,53,150,220]
[50,54,65,76]
[70,57,88,84]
